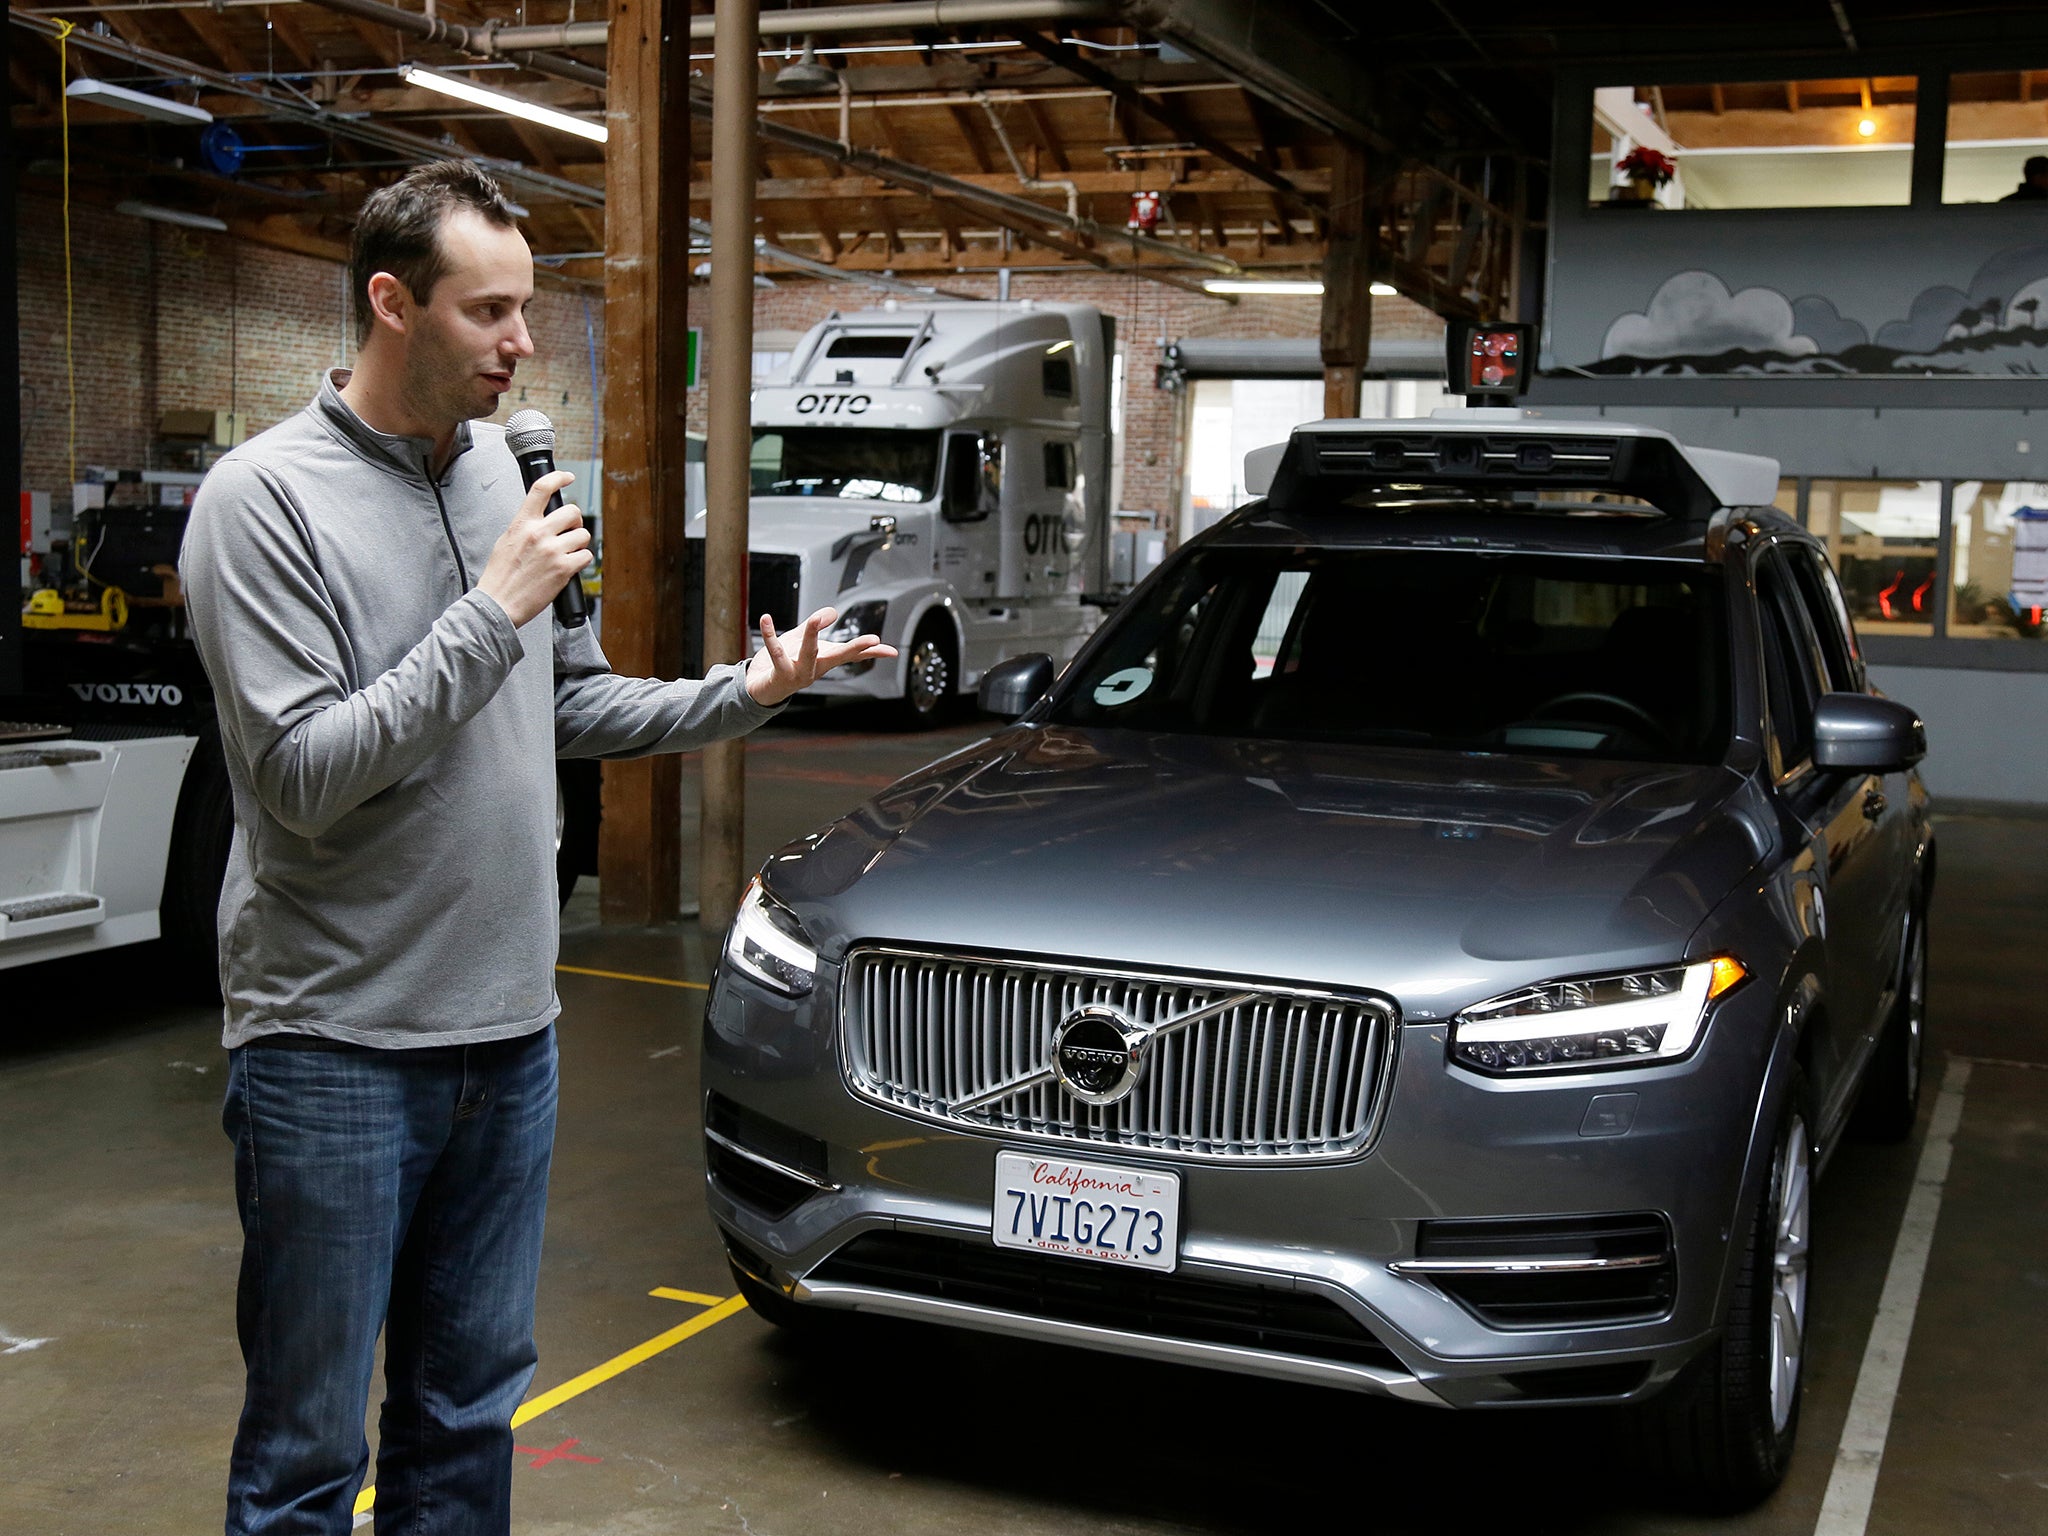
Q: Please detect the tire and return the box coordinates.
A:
[1637,1069,1812,1512]
[1853,905,1928,1143]
[160,739,235,1003]
[898,617,958,729]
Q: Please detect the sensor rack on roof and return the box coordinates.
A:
[1272,429,1720,521]
[1307,432,1624,481]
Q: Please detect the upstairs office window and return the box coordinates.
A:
[1944,71,2048,203]
[1589,78,1917,210]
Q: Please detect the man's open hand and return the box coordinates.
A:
[745,607,898,706]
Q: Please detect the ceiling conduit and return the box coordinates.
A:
[487,1,1108,52]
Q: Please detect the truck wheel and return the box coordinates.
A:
[161,740,234,1003]
[1853,904,1928,1143]
[1637,1069,1811,1511]
[899,618,957,728]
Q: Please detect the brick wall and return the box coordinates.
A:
[688,269,1444,526]
[15,193,603,504]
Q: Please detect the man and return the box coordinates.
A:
[180,160,892,1536]
[1999,154,2048,201]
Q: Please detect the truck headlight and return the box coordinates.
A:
[724,878,819,997]
[825,600,888,645]
[1450,957,1745,1073]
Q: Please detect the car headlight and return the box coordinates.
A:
[1450,956,1746,1073]
[824,600,888,646]
[724,877,819,997]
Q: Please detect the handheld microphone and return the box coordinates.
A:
[504,408,591,628]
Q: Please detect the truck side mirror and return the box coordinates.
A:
[978,653,1055,718]
[1812,693,1926,773]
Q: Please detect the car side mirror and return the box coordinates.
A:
[978,652,1055,718]
[1812,693,1926,773]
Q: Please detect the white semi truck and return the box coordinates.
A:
[691,299,1119,723]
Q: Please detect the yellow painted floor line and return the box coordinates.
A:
[352,1292,750,1520]
[554,963,708,991]
[649,1286,728,1307]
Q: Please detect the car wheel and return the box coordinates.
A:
[1639,1069,1811,1511]
[1853,905,1928,1143]
[898,617,957,728]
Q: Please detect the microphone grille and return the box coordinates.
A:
[505,408,556,455]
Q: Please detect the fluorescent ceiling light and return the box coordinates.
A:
[117,200,228,232]
[1369,282,1398,296]
[66,78,213,127]
[1203,278,1324,295]
[399,64,607,143]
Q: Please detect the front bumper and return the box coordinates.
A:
[701,959,1775,1409]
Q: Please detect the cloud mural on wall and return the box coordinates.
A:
[1790,295,1870,355]
[1586,241,2048,376]
[1601,272,1815,360]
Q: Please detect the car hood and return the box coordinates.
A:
[772,727,1771,1019]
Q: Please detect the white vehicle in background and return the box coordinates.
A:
[689,300,1120,724]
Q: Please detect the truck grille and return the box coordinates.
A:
[748,553,803,634]
[842,947,1394,1161]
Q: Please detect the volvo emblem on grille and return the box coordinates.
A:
[1051,1005,1147,1106]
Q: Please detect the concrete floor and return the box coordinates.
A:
[2,711,2044,1535]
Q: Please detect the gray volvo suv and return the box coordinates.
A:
[700,413,1932,1509]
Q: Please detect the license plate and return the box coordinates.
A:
[991,1151,1180,1273]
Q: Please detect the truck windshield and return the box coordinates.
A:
[750,428,941,503]
[1050,547,1730,763]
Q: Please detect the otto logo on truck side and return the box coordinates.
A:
[795,393,872,415]
[69,682,186,707]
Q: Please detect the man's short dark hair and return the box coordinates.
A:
[350,160,520,342]
[2027,155,2048,180]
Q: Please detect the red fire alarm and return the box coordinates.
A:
[1445,321,1532,400]
[1127,190,1163,231]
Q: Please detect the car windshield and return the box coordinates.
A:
[1050,547,1730,762]
[750,428,941,503]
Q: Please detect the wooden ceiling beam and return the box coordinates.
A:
[179,6,256,76]
[688,169,1332,201]
[947,103,994,173]
[264,9,326,74]
[1021,97,1069,173]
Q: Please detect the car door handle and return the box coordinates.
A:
[1862,786,1887,821]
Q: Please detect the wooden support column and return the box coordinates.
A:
[597,0,692,925]
[699,0,761,934]
[1320,139,1373,419]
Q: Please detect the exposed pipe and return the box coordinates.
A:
[10,11,603,206]
[296,0,606,89]
[975,94,1079,222]
[485,0,1107,52]
[697,90,1242,277]
[710,226,982,301]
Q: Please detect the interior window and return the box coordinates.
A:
[1943,70,2048,203]
[1588,77,1916,210]
[1948,481,2048,641]
[1805,479,1941,637]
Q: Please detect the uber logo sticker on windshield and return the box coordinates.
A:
[1092,667,1153,707]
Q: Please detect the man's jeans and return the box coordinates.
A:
[221,1026,558,1536]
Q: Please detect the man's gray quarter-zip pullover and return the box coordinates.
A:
[182,371,779,1049]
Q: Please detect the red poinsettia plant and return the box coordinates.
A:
[1617,146,1676,185]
